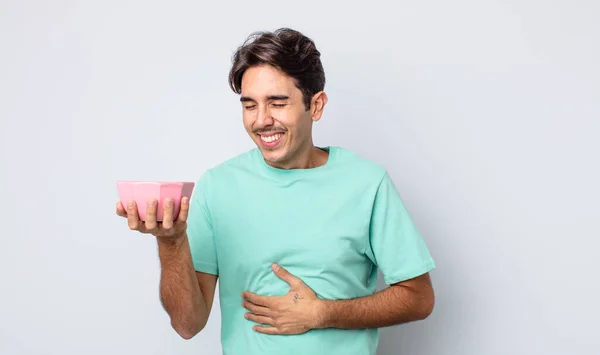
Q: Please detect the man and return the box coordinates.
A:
[116,28,436,355]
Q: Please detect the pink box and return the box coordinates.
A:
[116,181,195,221]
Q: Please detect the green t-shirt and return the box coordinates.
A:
[187,146,435,355]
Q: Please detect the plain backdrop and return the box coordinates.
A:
[1,1,599,354]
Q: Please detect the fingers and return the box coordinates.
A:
[244,313,274,326]
[252,325,281,334]
[242,292,270,307]
[162,198,174,229]
[116,201,127,217]
[145,199,158,230]
[177,197,190,222]
[121,197,183,237]
[272,263,301,288]
[242,301,272,318]
[126,200,141,230]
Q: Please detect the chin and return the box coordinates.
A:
[251,132,295,166]
[261,150,286,163]
[258,147,289,165]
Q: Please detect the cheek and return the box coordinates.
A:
[277,115,294,129]
[242,114,255,131]
[278,109,305,129]
[286,112,311,133]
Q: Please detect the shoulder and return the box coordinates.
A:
[330,146,388,183]
[195,148,258,187]
[211,148,258,174]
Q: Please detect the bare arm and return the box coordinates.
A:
[157,234,218,339]
[241,265,434,335]
[117,198,218,339]
[318,273,434,329]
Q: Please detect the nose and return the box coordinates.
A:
[257,105,274,126]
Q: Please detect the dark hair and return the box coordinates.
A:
[228,28,325,111]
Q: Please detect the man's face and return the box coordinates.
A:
[240,64,317,168]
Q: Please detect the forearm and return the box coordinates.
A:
[156,233,207,337]
[318,283,434,329]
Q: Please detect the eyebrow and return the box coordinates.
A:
[240,95,290,102]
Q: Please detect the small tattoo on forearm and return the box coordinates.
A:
[293,293,304,304]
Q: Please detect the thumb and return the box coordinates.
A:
[272,263,301,288]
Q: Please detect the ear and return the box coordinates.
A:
[310,91,328,122]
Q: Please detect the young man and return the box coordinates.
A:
[117,28,436,355]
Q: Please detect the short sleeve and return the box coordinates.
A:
[366,172,435,285]
[186,173,218,275]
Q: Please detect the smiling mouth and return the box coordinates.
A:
[259,133,284,143]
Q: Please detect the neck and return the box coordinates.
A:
[269,144,329,170]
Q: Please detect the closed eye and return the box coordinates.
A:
[272,104,286,108]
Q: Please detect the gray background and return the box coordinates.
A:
[1,1,598,354]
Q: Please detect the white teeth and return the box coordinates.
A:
[260,133,282,143]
